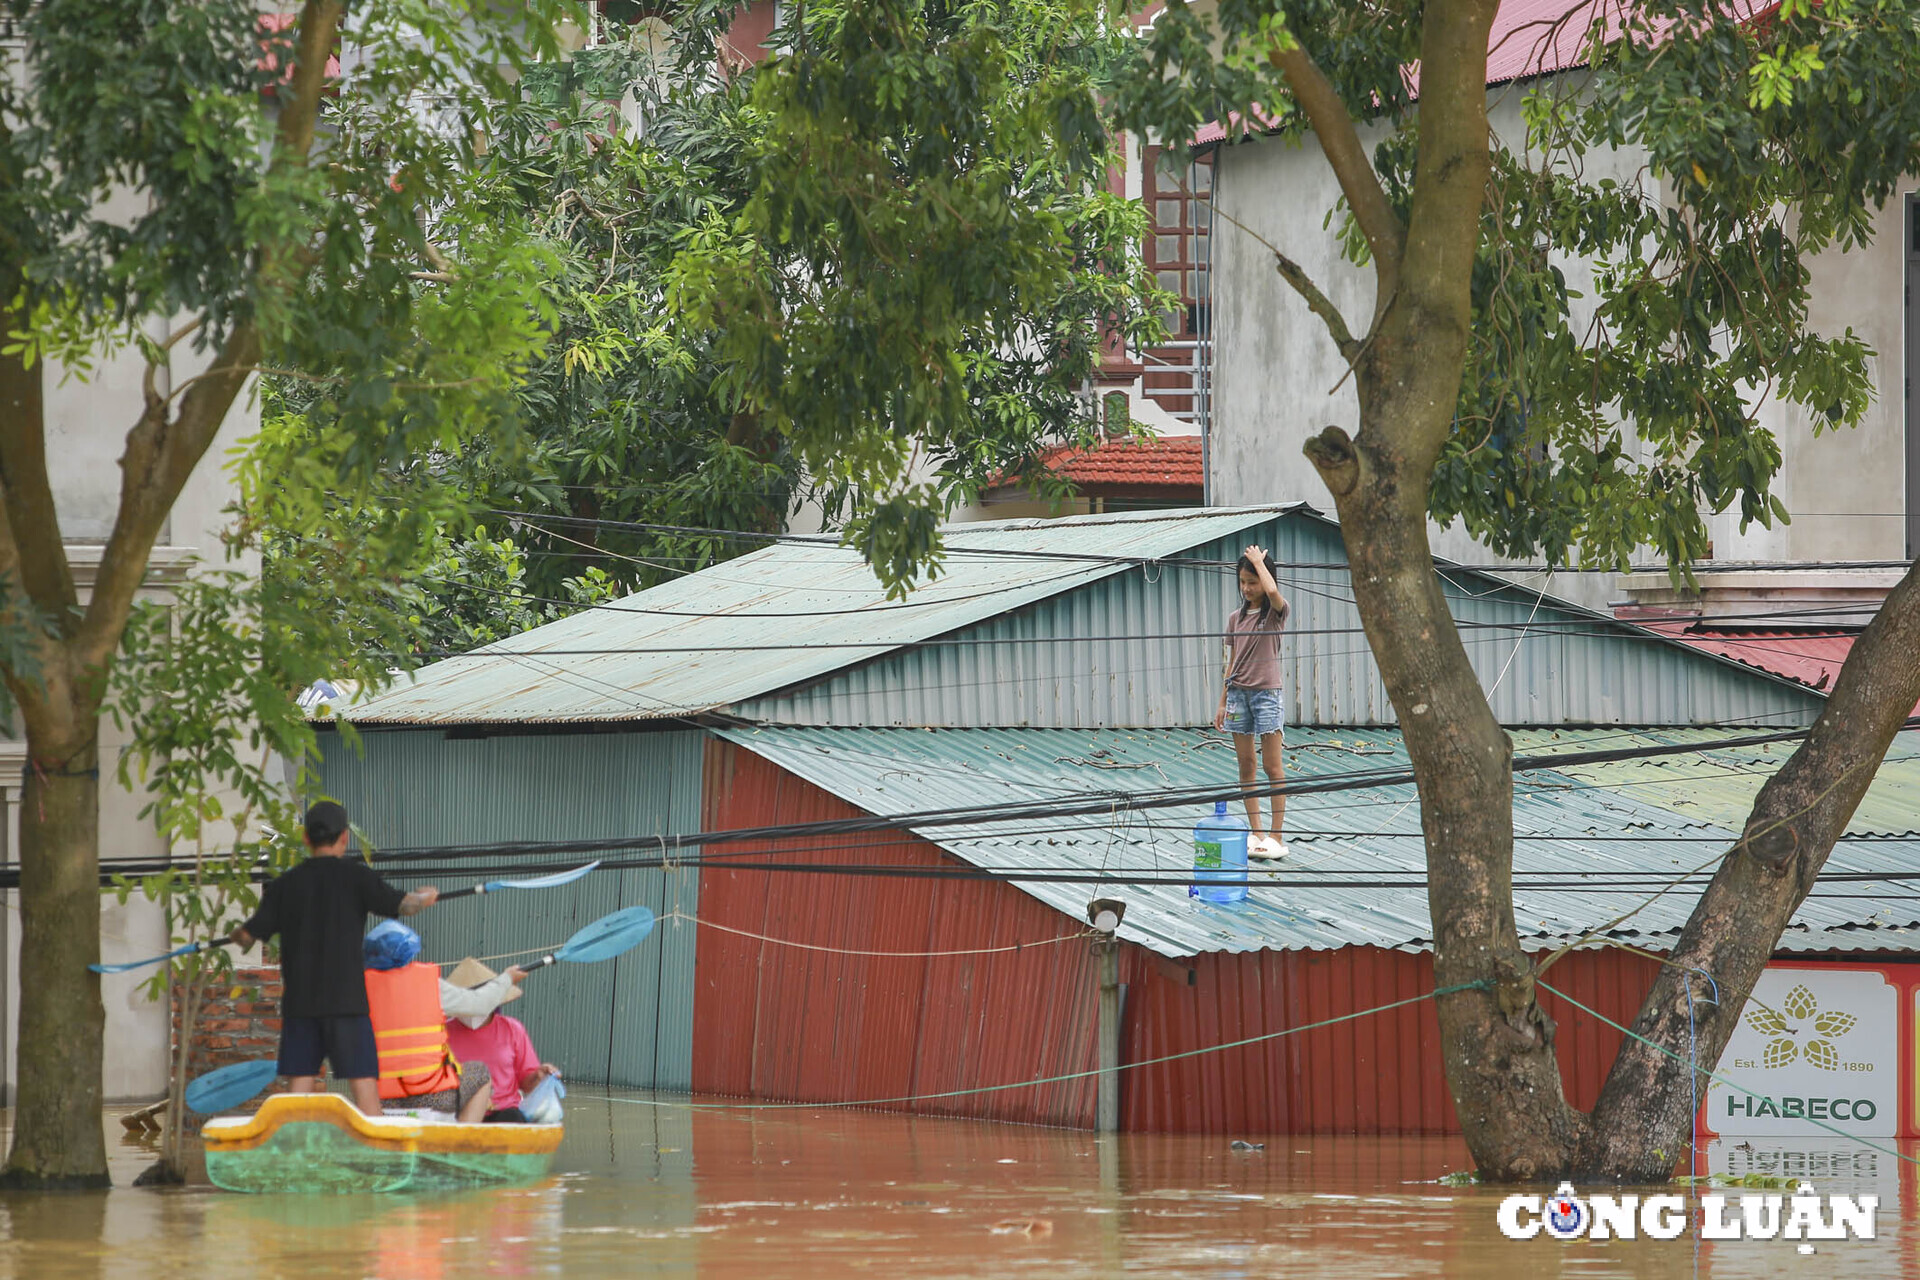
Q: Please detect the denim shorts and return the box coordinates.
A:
[1224,686,1284,736]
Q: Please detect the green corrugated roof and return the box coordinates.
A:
[718,725,1920,959]
[343,506,1298,725]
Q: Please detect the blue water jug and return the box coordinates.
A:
[1191,801,1249,904]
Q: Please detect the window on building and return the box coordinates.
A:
[1140,146,1213,422]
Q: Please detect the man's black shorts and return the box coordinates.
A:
[278,1014,379,1080]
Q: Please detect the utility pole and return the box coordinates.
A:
[1087,897,1126,1133]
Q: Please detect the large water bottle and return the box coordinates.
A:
[1190,801,1250,904]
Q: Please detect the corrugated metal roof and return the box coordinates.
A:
[1632,623,1858,690]
[346,501,1822,730]
[1628,624,1920,719]
[343,505,1299,725]
[716,724,1920,959]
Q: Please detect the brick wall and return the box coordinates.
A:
[173,965,289,1116]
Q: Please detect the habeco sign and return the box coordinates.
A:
[1704,967,1898,1138]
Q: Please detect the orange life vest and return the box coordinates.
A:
[365,961,460,1100]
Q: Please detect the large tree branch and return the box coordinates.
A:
[1210,198,1361,361]
[0,290,78,621]
[69,0,343,687]
[1268,41,1406,315]
[1273,252,1358,359]
[1393,0,1499,444]
[1578,555,1920,1179]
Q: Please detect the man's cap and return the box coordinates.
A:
[448,956,522,1004]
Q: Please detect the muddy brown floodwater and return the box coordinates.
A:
[0,1092,1913,1278]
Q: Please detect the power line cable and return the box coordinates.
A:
[313,721,1920,865]
[489,506,1919,577]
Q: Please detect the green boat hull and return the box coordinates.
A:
[203,1094,562,1194]
[207,1120,555,1193]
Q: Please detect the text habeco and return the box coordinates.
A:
[1724,1095,1877,1122]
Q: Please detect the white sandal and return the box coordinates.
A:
[1248,835,1288,861]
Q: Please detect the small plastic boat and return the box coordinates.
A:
[203,1093,562,1193]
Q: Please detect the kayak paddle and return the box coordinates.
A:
[478,904,658,982]
[437,860,603,901]
[185,1059,279,1114]
[90,937,236,975]
[88,861,605,972]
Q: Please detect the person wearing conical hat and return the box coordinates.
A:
[444,957,559,1124]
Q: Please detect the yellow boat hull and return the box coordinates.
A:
[203,1093,561,1194]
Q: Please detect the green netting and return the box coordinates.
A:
[206,1121,555,1194]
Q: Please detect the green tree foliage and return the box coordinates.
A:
[1114,0,1918,572]
[0,0,569,1184]
[433,39,803,599]
[663,0,1164,594]
[427,6,1162,604]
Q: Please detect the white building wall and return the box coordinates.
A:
[1209,79,1911,595]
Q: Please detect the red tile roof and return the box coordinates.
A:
[1036,436,1203,490]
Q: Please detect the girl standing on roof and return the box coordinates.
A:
[1215,545,1290,859]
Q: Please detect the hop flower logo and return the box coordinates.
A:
[1746,984,1856,1071]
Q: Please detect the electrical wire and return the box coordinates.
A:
[89,723,1920,886]
[491,506,1919,577]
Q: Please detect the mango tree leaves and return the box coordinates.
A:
[669,0,1165,596]
[1107,0,1920,574]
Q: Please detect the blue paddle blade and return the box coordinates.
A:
[555,905,656,964]
[484,859,601,894]
[89,941,201,975]
[185,1059,278,1114]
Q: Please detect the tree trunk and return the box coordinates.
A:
[161,967,205,1182]
[1307,412,1585,1179]
[1293,0,1582,1180]
[0,729,110,1189]
[1578,557,1920,1180]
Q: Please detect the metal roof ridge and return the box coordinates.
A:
[344,507,1309,725]
[941,501,1315,536]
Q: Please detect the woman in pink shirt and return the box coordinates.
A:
[443,959,561,1122]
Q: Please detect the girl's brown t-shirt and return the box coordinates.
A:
[1224,604,1287,691]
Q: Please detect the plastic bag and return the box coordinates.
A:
[522,1074,566,1125]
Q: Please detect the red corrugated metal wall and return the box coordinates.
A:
[1120,946,1664,1134]
[694,740,1103,1126]
[697,740,1664,1134]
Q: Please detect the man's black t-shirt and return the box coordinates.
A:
[242,857,407,1018]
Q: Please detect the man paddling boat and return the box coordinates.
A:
[230,801,439,1118]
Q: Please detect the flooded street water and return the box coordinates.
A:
[0,1093,1911,1278]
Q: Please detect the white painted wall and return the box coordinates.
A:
[1209,77,1911,592]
